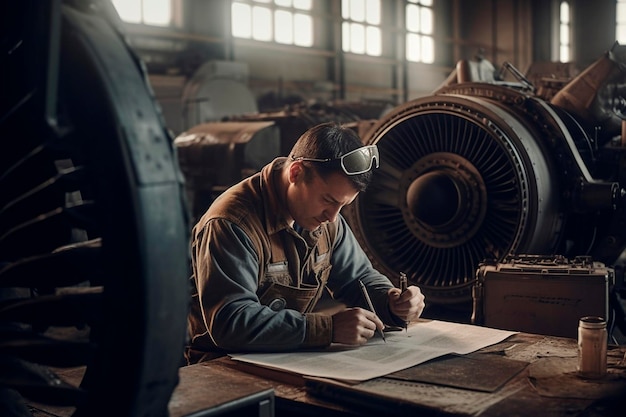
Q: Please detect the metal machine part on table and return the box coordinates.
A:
[471,255,613,339]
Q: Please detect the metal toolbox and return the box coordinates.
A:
[471,255,613,338]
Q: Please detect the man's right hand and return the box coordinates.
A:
[331,307,384,345]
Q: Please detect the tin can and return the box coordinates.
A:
[577,316,607,379]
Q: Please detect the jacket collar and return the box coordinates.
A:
[260,157,325,242]
[260,158,292,236]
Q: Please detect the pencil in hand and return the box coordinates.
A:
[358,279,386,343]
[399,272,408,332]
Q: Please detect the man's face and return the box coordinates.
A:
[286,164,359,231]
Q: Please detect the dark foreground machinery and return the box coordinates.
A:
[1,1,189,416]
[344,44,626,317]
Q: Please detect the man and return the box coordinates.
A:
[186,122,425,364]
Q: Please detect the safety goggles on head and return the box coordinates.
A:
[292,144,380,175]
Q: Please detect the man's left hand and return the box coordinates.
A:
[388,285,425,323]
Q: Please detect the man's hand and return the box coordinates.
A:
[388,285,425,324]
[331,307,384,345]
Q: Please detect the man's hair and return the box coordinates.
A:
[288,122,373,192]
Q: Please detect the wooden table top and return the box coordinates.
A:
[213,332,626,417]
[26,331,626,417]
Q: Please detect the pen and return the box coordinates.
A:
[358,279,386,343]
[399,272,408,332]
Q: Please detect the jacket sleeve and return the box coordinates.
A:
[326,215,405,327]
[192,218,332,352]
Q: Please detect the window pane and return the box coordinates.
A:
[560,23,569,45]
[350,23,366,54]
[294,14,313,46]
[342,0,350,19]
[560,1,569,23]
[232,3,252,38]
[619,2,626,22]
[421,35,434,63]
[350,0,366,22]
[275,0,292,6]
[365,0,380,25]
[616,1,626,42]
[342,21,350,51]
[366,26,381,55]
[406,4,419,32]
[420,7,432,34]
[293,0,312,10]
[252,6,273,41]
[254,0,271,3]
[406,33,421,62]
[618,24,626,43]
[143,0,170,26]
[113,0,141,23]
[406,33,422,62]
[275,10,293,44]
[420,0,433,6]
[560,45,569,62]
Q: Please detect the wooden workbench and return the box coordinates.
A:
[26,361,276,417]
[215,331,626,417]
[26,331,626,417]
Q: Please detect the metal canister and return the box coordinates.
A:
[577,316,607,379]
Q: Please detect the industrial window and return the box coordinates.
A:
[617,0,626,44]
[231,0,313,47]
[405,0,434,63]
[112,0,171,26]
[341,0,382,56]
[559,1,570,62]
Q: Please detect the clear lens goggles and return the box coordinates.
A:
[293,145,380,175]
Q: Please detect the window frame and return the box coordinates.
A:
[404,0,434,64]
[558,1,571,62]
[341,0,383,57]
[230,0,314,48]
[112,0,177,27]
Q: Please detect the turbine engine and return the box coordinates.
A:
[345,44,626,305]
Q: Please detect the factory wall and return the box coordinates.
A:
[122,0,621,136]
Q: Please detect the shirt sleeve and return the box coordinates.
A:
[326,215,405,327]
[193,218,331,352]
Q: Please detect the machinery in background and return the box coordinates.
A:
[175,45,626,333]
[181,60,258,131]
[175,120,281,223]
[174,100,391,223]
[175,45,626,321]
[344,43,626,315]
